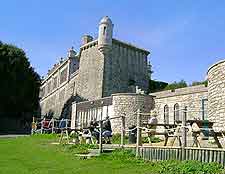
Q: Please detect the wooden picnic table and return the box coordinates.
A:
[186,120,223,148]
[142,122,181,146]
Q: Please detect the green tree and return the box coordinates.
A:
[191,80,208,87]
[0,41,41,117]
[164,80,187,90]
[148,80,168,93]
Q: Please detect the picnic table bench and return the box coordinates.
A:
[187,120,223,148]
[142,122,181,146]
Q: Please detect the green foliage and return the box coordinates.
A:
[99,149,139,162]
[61,144,98,154]
[148,80,168,93]
[191,80,208,87]
[111,133,128,144]
[0,41,41,118]
[128,79,136,86]
[142,136,162,143]
[153,160,224,174]
[164,79,188,90]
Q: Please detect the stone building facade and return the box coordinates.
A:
[39,16,150,119]
[150,59,225,131]
[151,85,208,125]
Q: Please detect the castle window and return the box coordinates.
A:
[164,105,169,124]
[184,106,188,120]
[174,103,180,123]
[201,99,208,120]
[103,26,106,35]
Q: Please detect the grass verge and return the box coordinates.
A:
[0,134,224,174]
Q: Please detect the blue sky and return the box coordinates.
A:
[1,0,225,84]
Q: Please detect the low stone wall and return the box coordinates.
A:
[208,60,225,130]
[111,93,155,133]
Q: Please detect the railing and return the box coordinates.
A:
[127,146,225,166]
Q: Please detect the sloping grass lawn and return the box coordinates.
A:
[0,134,224,174]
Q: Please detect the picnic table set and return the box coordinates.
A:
[142,120,225,148]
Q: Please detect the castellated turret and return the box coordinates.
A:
[98,16,113,54]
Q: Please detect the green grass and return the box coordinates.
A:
[112,133,162,144]
[0,134,224,174]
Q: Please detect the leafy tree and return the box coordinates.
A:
[148,80,168,93]
[164,80,187,90]
[191,80,208,87]
[0,41,41,118]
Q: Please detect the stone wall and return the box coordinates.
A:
[76,40,104,101]
[111,93,155,133]
[103,39,150,97]
[40,70,79,118]
[208,60,225,130]
[151,85,208,124]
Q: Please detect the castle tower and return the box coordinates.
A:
[98,16,113,54]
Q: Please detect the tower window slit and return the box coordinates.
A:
[103,26,106,35]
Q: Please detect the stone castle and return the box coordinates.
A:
[40,16,225,132]
[39,16,151,122]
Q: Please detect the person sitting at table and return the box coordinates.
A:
[88,119,100,143]
[102,116,112,144]
[147,110,158,136]
[59,118,67,129]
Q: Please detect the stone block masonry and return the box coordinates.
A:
[111,93,155,133]
[76,41,104,101]
[208,60,225,130]
[151,85,208,124]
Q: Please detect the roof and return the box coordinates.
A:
[207,59,225,73]
[99,16,112,25]
[151,85,208,99]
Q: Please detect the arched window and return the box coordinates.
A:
[174,103,180,123]
[164,105,169,124]
[184,106,188,120]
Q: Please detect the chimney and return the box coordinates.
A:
[81,35,93,45]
